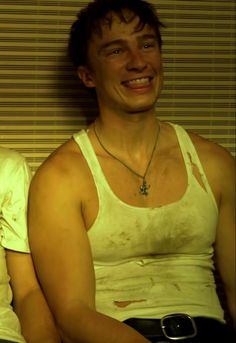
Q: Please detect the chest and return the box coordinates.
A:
[87,178,218,262]
[80,131,219,233]
[82,149,196,229]
[101,150,188,204]
[78,136,218,260]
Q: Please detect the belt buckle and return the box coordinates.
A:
[160,313,197,341]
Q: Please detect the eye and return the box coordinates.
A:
[142,40,157,50]
[109,48,123,55]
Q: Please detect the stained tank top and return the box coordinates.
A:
[73,123,224,322]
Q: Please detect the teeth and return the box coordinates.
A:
[127,77,150,86]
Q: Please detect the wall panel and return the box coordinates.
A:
[0,0,235,172]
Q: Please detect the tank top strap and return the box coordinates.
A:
[170,123,218,211]
[73,130,108,193]
[168,123,193,180]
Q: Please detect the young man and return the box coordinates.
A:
[28,0,235,342]
[0,147,60,343]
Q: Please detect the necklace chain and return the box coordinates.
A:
[93,122,160,196]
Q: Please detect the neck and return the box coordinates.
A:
[93,115,161,196]
[93,114,160,163]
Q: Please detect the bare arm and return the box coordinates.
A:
[189,133,235,327]
[28,152,149,343]
[213,149,235,327]
[6,250,60,343]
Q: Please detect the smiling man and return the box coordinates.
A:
[78,13,163,116]
[28,1,235,342]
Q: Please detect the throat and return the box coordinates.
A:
[93,121,161,197]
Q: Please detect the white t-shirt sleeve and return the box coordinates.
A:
[0,149,31,252]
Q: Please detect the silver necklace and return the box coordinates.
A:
[93,122,160,196]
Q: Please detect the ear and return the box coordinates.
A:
[77,66,95,88]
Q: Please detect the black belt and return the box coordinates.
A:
[124,313,231,342]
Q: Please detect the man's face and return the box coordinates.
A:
[79,13,163,116]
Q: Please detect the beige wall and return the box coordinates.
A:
[0,0,235,173]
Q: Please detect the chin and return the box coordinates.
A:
[125,101,156,114]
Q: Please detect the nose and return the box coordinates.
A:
[126,49,147,72]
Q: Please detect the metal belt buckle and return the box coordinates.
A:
[160,313,197,340]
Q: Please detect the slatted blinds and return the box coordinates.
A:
[0,0,235,173]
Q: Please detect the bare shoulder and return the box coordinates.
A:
[30,137,89,196]
[163,122,234,178]
[188,131,234,168]
[187,130,235,193]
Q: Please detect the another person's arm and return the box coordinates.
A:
[28,151,149,343]
[2,153,60,343]
[6,251,61,343]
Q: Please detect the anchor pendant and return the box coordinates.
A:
[139,179,150,196]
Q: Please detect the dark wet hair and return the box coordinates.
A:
[68,0,164,68]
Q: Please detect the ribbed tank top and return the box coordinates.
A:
[73,123,224,322]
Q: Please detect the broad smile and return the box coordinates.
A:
[122,77,153,88]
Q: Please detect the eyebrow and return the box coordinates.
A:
[98,34,157,54]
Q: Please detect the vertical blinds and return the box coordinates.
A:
[0,0,235,173]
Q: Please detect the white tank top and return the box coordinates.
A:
[73,123,224,322]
